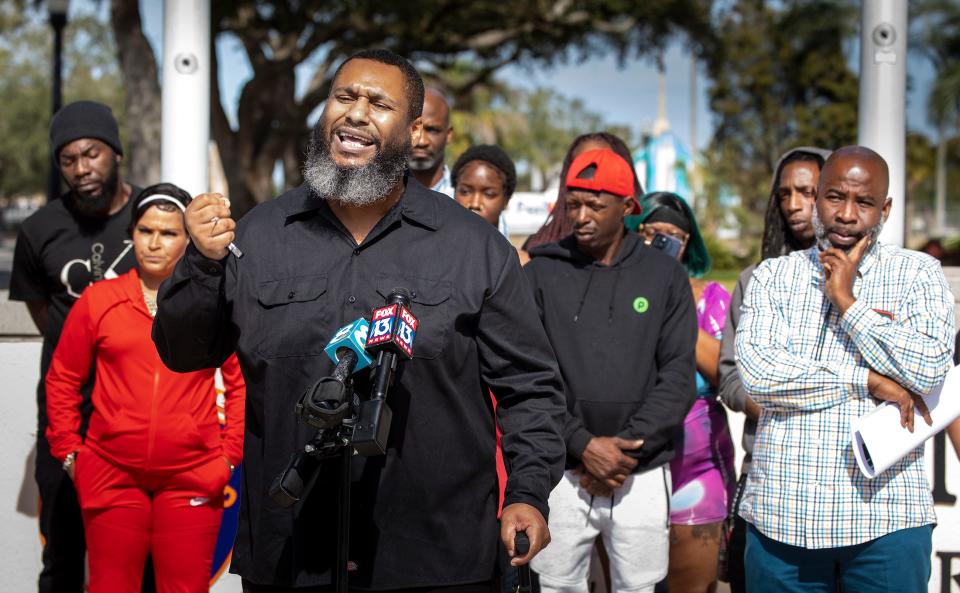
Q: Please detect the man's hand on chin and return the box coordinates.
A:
[820,235,871,314]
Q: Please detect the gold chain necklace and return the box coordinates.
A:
[143,293,157,317]
[140,279,158,317]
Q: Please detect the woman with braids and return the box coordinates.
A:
[626,192,734,593]
[522,132,643,259]
[45,183,246,593]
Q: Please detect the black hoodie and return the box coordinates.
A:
[525,231,697,473]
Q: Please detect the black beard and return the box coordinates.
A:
[303,124,411,206]
[63,161,120,220]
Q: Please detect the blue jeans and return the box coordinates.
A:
[745,523,932,593]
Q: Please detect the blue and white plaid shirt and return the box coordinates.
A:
[431,165,455,198]
[736,242,955,548]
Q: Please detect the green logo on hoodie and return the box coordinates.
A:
[633,297,649,313]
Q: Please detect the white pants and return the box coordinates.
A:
[532,467,671,593]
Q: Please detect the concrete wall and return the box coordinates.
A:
[1,339,44,590]
[3,269,960,592]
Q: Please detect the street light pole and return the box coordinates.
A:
[858,0,907,247]
[161,0,210,196]
[47,0,69,202]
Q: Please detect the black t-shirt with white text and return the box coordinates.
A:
[10,189,139,431]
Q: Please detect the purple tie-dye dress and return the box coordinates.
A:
[669,281,737,525]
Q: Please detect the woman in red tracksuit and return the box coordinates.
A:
[45,183,245,593]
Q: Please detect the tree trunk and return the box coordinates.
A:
[211,124,298,217]
[110,0,161,187]
[282,132,308,192]
[211,59,302,216]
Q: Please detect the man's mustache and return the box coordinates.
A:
[822,225,863,240]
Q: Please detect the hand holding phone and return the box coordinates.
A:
[650,232,684,260]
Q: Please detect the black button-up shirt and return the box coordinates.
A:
[153,179,566,589]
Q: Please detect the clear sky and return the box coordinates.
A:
[132,1,937,153]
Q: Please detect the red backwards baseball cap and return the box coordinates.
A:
[565,149,640,213]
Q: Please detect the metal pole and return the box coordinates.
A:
[858,0,907,247]
[161,0,210,196]
[47,14,66,202]
[337,445,351,593]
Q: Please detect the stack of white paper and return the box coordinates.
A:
[851,364,960,479]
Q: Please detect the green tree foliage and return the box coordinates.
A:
[0,0,27,31]
[702,0,859,247]
[905,131,938,206]
[0,2,124,198]
[904,133,960,218]
[914,0,960,129]
[447,83,633,190]
[911,0,960,237]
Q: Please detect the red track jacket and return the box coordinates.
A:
[46,269,245,473]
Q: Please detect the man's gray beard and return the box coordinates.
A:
[407,153,441,172]
[303,131,410,207]
[812,214,883,252]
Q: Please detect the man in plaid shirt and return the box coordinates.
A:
[735,146,955,592]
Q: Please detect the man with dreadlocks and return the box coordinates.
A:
[716,147,829,592]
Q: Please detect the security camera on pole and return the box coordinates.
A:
[858,0,907,247]
[161,0,210,197]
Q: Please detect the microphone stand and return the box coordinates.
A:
[269,351,359,593]
[272,288,416,592]
[337,440,352,593]
[269,329,410,592]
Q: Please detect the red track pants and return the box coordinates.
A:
[74,446,229,593]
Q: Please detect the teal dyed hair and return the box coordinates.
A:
[625,191,711,277]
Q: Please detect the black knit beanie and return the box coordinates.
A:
[50,101,123,158]
[451,145,518,199]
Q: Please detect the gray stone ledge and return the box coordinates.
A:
[0,291,38,337]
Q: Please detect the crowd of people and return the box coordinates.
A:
[9,48,959,593]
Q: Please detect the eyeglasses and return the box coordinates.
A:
[638,224,689,244]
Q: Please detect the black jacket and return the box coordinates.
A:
[152,179,566,589]
[524,232,697,473]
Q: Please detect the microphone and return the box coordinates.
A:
[366,288,418,359]
[296,319,371,433]
[272,319,371,507]
[324,318,374,376]
[353,288,418,455]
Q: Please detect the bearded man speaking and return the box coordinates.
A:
[153,49,565,593]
